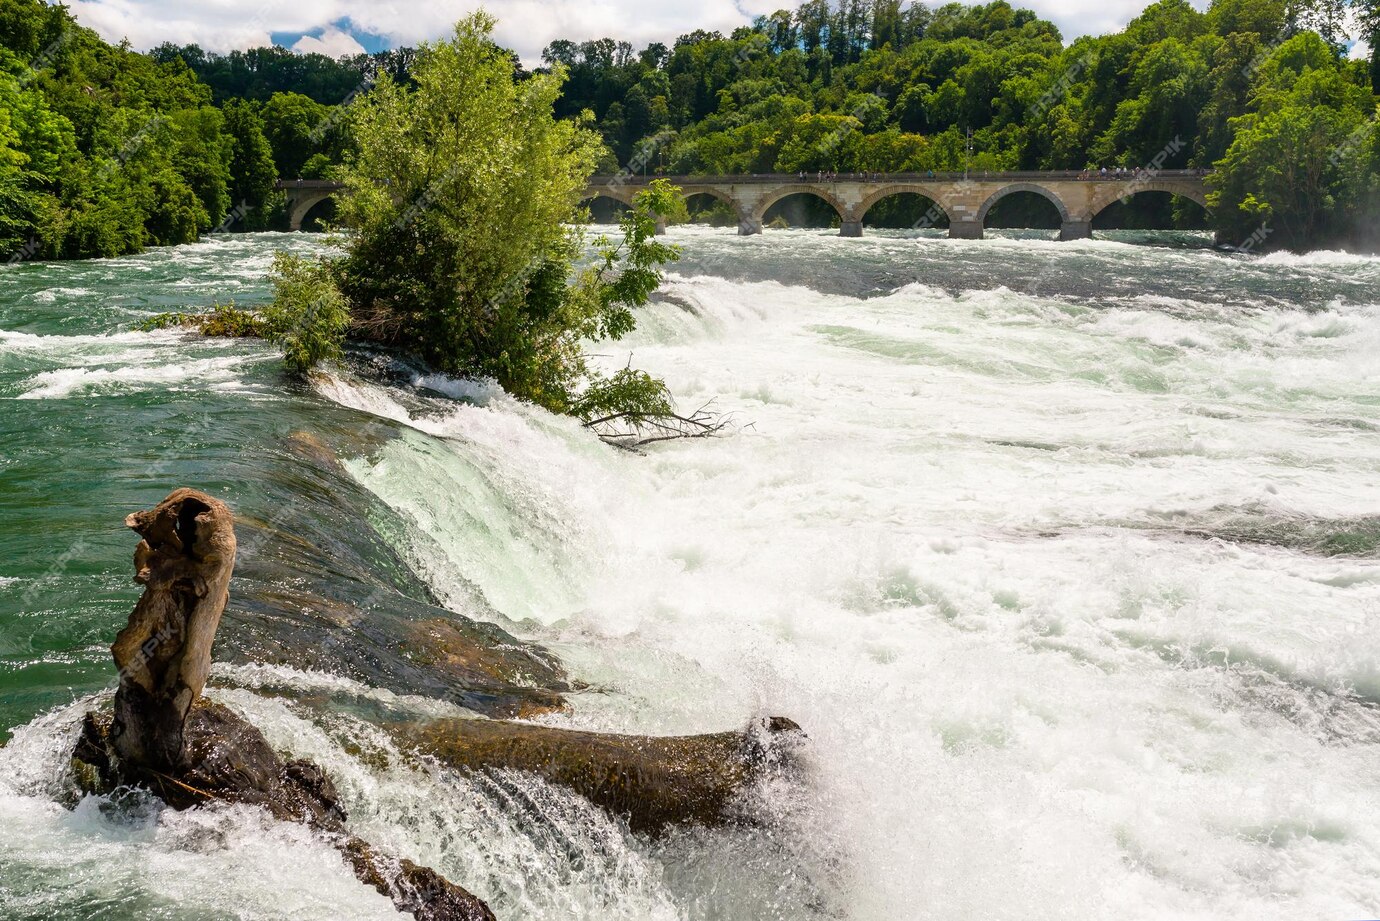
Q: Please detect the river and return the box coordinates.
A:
[1,227,1378,919]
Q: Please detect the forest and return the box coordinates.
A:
[1,0,1377,256]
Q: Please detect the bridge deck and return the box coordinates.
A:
[590,169,1208,184]
[276,170,1209,239]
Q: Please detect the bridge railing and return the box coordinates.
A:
[275,179,345,189]
[589,169,1209,185]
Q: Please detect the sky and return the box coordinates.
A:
[66,0,1366,65]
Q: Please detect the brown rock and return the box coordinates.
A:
[396,715,806,836]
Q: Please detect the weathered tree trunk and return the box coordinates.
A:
[73,489,496,921]
[109,488,236,772]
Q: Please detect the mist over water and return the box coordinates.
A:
[2,228,1378,919]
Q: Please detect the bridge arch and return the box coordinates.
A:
[580,188,638,225]
[752,185,847,227]
[1089,181,1209,218]
[580,187,638,208]
[858,185,955,228]
[287,192,336,231]
[682,186,750,230]
[681,186,736,208]
[976,182,1072,226]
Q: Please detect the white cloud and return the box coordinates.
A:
[65,0,1202,64]
[1350,39,1371,62]
[293,27,366,57]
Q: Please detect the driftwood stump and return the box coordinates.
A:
[72,489,495,921]
[110,488,235,772]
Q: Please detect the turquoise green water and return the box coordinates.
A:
[2,228,1379,919]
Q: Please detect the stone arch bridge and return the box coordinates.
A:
[278,171,1209,240]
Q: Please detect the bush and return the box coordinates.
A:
[262,252,351,373]
[137,301,269,338]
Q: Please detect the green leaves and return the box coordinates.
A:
[0,0,236,258]
[266,14,680,429]
[588,179,683,340]
[570,367,675,426]
[1207,28,1377,249]
[263,252,351,374]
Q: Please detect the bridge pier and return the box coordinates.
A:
[738,217,763,236]
[1059,220,1092,241]
[949,221,984,240]
[839,220,863,238]
[655,217,668,236]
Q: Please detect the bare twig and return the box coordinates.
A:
[584,398,735,449]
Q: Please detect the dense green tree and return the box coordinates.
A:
[272,13,681,422]
[2,0,1377,257]
[148,42,395,104]
[221,99,279,228]
[527,0,1374,248]
[258,92,333,179]
[0,0,237,258]
[1208,31,1377,247]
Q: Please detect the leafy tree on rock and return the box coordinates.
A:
[269,13,683,427]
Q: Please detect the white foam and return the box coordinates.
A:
[210,662,482,719]
[16,356,247,399]
[0,328,176,351]
[410,371,497,403]
[330,241,1380,917]
[8,230,1380,919]
[26,286,95,303]
[1256,249,1380,267]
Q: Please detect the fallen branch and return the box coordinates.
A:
[584,398,735,449]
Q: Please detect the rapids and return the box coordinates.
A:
[1,227,1378,919]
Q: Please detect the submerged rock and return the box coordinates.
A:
[218,424,574,719]
[71,488,495,921]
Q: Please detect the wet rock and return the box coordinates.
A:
[396,617,571,718]
[397,715,806,836]
[71,488,496,921]
[285,429,344,471]
[218,427,574,719]
[344,837,496,921]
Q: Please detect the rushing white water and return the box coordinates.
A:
[327,229,1380,919]
[3,227,1379,919]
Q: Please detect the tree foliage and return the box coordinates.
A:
[267,15,683,424]
[542,0,1377,247]
[2,0,1377,257]
[0,0,242,256]
[263,252,352,373]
